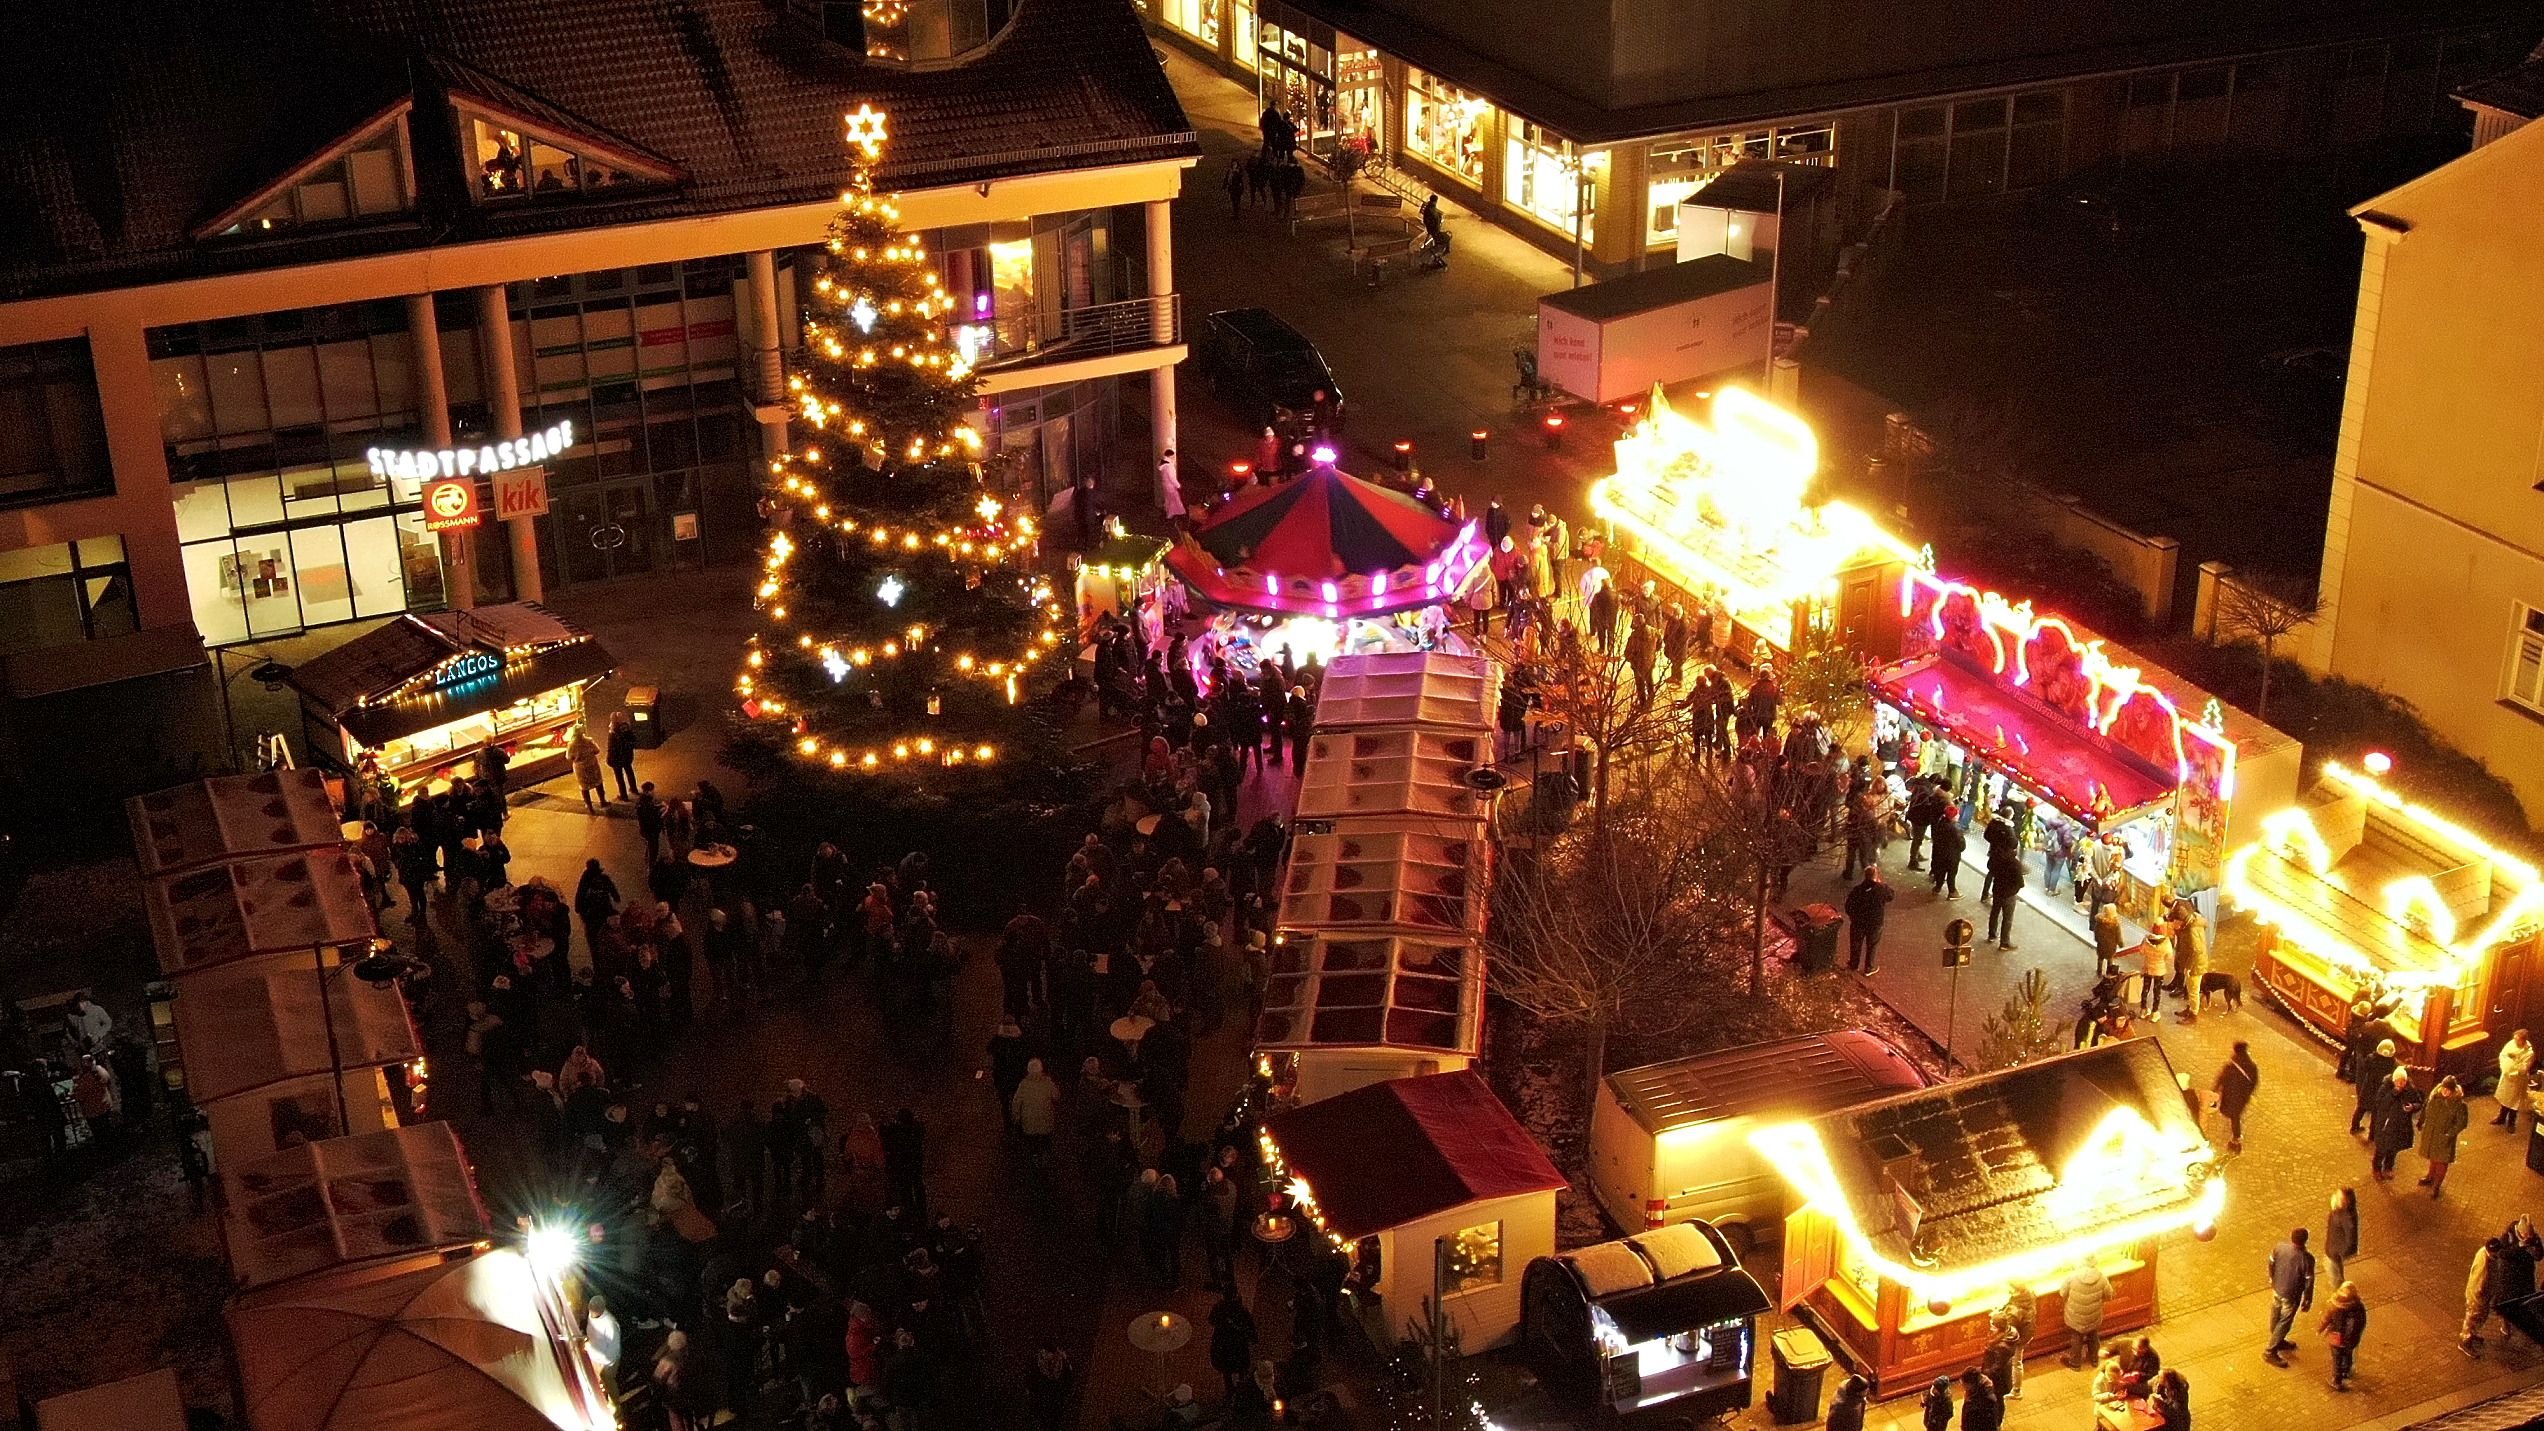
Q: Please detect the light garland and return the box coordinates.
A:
[1256,1127,1354,1255]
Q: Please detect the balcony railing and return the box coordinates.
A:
[961,293,1183,373]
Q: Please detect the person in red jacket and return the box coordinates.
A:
[845,1300,882,1398]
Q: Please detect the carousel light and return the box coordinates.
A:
[1312,444,1337,466]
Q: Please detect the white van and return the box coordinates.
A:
[1589,1030,1927,1246]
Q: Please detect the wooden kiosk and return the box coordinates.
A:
[2228,757,2544,1077]
[1753,1042,2220,1397]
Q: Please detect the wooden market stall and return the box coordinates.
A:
[1279,821,1490,940]
[1260,1071,1566,1352]
[127,767,346,877]
[1754,1041,2220,1397]
[1296,725,1496,824]
[1311,650,1500,733]
[219,1122,488,1292]
[1073,521,1171,641]
[285,603,614,795]
[1521,1221,1773,1425]
[174,954,423,1156]
[1255,929,1484,1105]
[2227,757,2544,1077]
[1589,387,1917,661]
[141,847,378,979]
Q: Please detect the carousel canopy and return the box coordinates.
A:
[128,769,345,877]
[1255,929,1483,1056]
[1312,651,1499,733]
[222,1122,489,1292]
[1264,1071,1564,1240]
[1297,727,1494,824]
[1280,820,1489,938]
[228,1247,603,1431]
[1167,464,1486,618]
[143,849,379,975]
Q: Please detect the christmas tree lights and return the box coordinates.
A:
[735,105,1063,774]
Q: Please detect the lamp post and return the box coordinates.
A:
[1763,165,1787,386]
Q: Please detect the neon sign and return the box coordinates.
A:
[368,418,577,485]
[434,650,503,691]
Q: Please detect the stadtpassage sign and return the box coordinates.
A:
[367,418,577,484]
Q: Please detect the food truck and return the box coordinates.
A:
[1753,1041,2220,1396]
[1522,1222,1772,1424]
[285,603,614,795]
[1589,388,1917,661]
[2228,757,2544,1077]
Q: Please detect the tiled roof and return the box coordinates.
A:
[2457,39,2544,119]
[0,0,1195,300]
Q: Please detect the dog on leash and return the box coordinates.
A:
[2198,971,2244,1012]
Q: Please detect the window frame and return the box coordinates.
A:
[455,102,678,204]
[0,337,115,510]
[1441,1218,1505,1293]
[2506,603,2544,714]
[197,106,417,240]
[0,536,139,653]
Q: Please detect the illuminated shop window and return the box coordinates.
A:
[1443,1220,1503,1292]
[1405,69,1489,185]
[220,123,412,236]
[1504,121,1590,240]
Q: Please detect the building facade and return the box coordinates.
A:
[2303,115,2544,822]
[0,0,1195,782]
[1139,0,2537,273]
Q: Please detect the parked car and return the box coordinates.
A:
[1199,307,1345,438]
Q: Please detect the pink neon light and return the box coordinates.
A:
[1321,581,1338,602]
[1372,572,1389,596]
[1265,574,1280,595]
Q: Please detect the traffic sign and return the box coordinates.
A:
[1943,917,1975,968]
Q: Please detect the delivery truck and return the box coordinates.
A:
[1535,254,1773,406]
[1589,1029,1927,1245]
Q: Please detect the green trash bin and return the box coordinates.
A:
[1769,1326,1834,1424]
[1788,903,1843,974]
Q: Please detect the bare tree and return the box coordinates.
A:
[2214,570,2317,720]
[1680,749,1825,996]
[1532,628,1679,835]
[1489,789,1745,1110]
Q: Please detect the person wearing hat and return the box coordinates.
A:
[2352,1037,2400,1135]
[2368,1064,2422,1180]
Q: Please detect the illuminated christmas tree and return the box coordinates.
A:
[734,106,1067,778]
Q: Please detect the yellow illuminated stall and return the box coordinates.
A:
[1751,1042,2220,1397]
[1590,388,1917,659]
[286,604,614,795]
[2226,757,2544,1076]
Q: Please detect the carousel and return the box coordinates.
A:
[1164,454,1489,690]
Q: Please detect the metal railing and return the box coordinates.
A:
[964,293,1183,371]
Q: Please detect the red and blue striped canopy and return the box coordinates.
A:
[1167,465,1484,618]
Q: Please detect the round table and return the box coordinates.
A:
[1110,1081,1149,1144]
[1126,1310,1193,1392]
[1109,1014,1154,1046]
[688,843,738,869]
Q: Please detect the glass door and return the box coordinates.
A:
[552,477,658,584]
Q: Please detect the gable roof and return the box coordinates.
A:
[1263,1070,1565,1239]
[2457,38,2544,119]
[0,0,1196,300]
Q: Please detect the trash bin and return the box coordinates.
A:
[1768,1326,1833,1424]
[1787,904,1843,974]
[625,685,663,748]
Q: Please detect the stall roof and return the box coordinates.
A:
[229,1247,605,1431]
[1297,726,1494,824]
[284,603,596,714]
[1678,159,1838,215]
[1255,930,1484,1056]
[31,1368,188,1431]
[1545,1224,1772,1344]
[1875,653,2174,827]
[335,640,617,749]
[1265,1071,1565,1240]
[1605,1030,1928,1136]
[128,768,344,877]
[1313,650,1500,732]
[175,953,421,1107]
[221,1122,489,1292]
[1280,821,1489,938]
[143,849,378,975]
[1785,1041,2211,1281]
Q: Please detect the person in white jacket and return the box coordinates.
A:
[2496,1029,2536,1129]
[2061,1258,2113,1369]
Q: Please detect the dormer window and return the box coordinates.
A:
[459,106,677,201]
[199,106,416,239]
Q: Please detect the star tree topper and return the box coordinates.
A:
[843,104,890,160]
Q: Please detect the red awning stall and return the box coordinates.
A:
[1874,655,2173,828]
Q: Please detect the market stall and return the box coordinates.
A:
[1521,1221,1772,1424]
[175,953,423,1156]
[285,604,615,795]
[1165,458,1488,685]
[227,1244,615,1431]
[1074,519,1172,642]
[1879,571,2299,916]
[1260,1070,1566,1352]
[1280,821,1490,940]
[1255,929,1483,1105]
[1752,1041,2220,1397]
[128,768,345,877]
[1296,726,1495,824]
[1590,387,1917,661]
[1311,650,1500,733]
[141,848,379,977]
[2226,757,2544,1077]
[219,1121,488,1293]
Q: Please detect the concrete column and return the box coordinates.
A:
[1144,198,1179,507]
[476,284,540,603]
[408,293,474,610]
[81,323,192,632]
[745,249,792,460]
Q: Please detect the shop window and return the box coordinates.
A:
[1504,121,1590,241]
[1442,1220,1503,1292]
[464,111,671,200]
[0,338,113,509]
[2505,605,2544,715]
[1405,69,1489,186]
[0,537,137,655]
[1645,121,1837,245]
[1947,98,2009,199]
[208,117,412,238]
[2173,67,2232,146]
[1233,0,1257,70]
[2007,91,2065,190]
[1893,106,1947,204]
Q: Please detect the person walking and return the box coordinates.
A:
[1845,867,1894,974]
[2369,1066,2421,1179]
[1984,842,2023,951]
[1929,807,1967,898]
[2352,1038,2399,1135]
[2318,1283,2367,1391]
[2213,1041,2259,1153]
[2325,1188,2359,1289]
[606,713,639,799]
[2419,1073,2470,1196]
[570,726,608,813]
[2137,923,2176,1018]
[2465,1233,2506,1355]
[1209,1289,1257,1397]
[2263,1227,2316,1366]
[1012,1058,1060,1172]
[2170,897,2210,1020]
[2060,1257,2111,1368]
[2497,1028,2536,1130]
